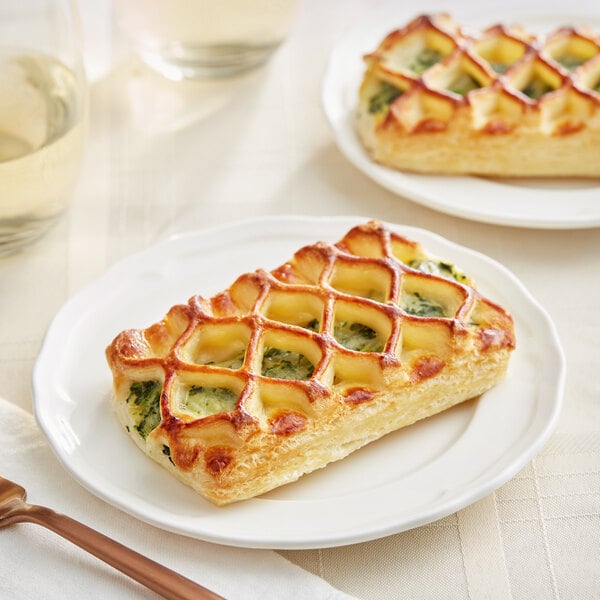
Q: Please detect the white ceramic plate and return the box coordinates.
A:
[33,216,565,549]
[322,0,600,229]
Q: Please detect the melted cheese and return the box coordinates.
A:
[184,386,238,417]
[333,321,384,352]
[261,347,314,380]
[400,291,447,317]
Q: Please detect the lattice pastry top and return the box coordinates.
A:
[106,221,515,505]
[357,13,600,176]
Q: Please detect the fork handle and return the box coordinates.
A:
[18,504,226,600]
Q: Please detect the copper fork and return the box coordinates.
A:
[0,474,225,599]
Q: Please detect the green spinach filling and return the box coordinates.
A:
[449,73,481,95]
[490,62,510,74]
[162,444,174,464]
[333,321,384,352]
[184,386,238,416]
[126,380,162,440]
[365,289,386,302]
[182,385,237,417]
[521,77,553,99]
[409,48,443,74]
[368,82,403,114]
[408,259,468,284]
[261,347,315,380]
[555,54,585,70]
[304,318,320,331]
[205,351,245,370]
[400,291,446,317]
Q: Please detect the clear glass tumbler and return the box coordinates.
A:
[114,0,299,80]
[0,0,87,255]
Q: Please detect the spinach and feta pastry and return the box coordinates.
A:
[357,14,600,176]
[106,221,515,505]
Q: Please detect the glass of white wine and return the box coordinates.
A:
[0,0,87,255]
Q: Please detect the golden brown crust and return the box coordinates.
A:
[357,14,600,176]
[106,221,515,505]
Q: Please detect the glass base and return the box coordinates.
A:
[139,41,282,80]
[0,214,59,256]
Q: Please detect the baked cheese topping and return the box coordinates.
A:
[333,321,384,352]
[400,291,447,318]
[184,386,238,417]
[261,347,314,380]
[408,259,469,284]
[205,352,245,370]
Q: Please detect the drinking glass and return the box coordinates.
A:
[0,0,87,255]
[114,0,299,80]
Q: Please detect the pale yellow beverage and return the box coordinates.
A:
[0,51,86,253]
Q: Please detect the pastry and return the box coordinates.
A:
[106,221,515,505]
[357,14,600,176]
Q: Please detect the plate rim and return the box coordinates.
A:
[32,215,566,549]
[321,2,600,230]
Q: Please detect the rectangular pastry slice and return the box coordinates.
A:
[106,221,515,505]
[357,13,600,176]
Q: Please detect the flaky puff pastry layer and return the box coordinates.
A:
[106,221,515,505]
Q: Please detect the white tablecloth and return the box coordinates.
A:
[0,0,599,598]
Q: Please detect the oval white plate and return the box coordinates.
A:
[33,216,565,549]
[322,0,600,229]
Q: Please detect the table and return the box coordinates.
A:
[1,1,599,598]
